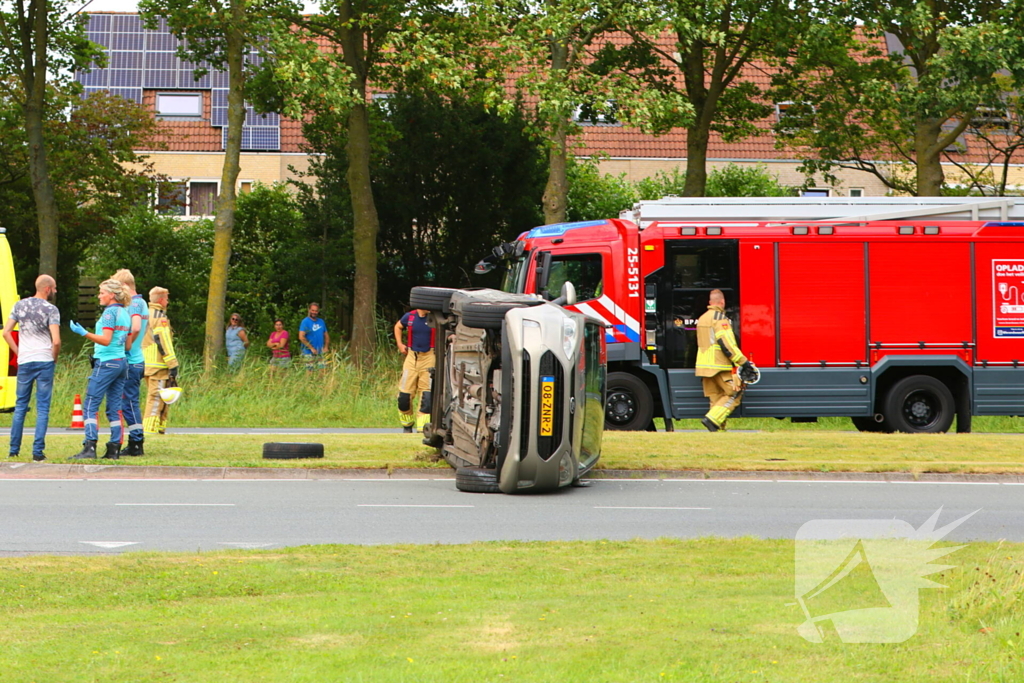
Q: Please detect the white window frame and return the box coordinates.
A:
[155,92,203,119]
[849,188,864,198]
[572,100,621,127]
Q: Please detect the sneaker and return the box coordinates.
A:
[32,454,46,462]
[701,417,720,432]
[402,425,414,433]
[8,452,17,458]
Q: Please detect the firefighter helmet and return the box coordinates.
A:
[739,361,761,385]
[159,386,183,405]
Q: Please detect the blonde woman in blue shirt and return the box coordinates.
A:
[69,279,131,460]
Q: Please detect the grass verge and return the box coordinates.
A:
[0,539,1021,682]
[9,430,1024,474]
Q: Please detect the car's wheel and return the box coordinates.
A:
[850,416,887,433]
[604,372,655,431]
[410,286,459,313]
[455,466,502,493]
[461,301,540,329]
[883,375,955,433]
[262,442,325,459]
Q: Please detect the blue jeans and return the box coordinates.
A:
[121,362,145,442]
[9,361,55,457]
[84,359,128,444]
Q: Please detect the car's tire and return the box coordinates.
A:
[850,416,888,433]
[604,372,655,431]
[262,442,325,459]
[461,301,539,329]
[455,466,502,493]
[410,286,459,313]
[882,375,955,433]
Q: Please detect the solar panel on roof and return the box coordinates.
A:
[79,12,281,151]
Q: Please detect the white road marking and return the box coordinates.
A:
[115,503,236,506]
[81,541,139,549]
[594,506,711,510]
[218,542,274,549]
[357,504,474,508]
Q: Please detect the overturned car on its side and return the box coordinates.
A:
[410,285,607,494]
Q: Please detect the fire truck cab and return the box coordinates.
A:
[490,197,1024,433]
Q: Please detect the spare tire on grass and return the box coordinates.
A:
[263,442,324,459]
[455,466,502,493]
[410,286,459,313]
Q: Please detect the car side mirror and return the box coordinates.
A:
[552,281,576,307]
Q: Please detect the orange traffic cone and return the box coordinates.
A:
[70,394,84,429]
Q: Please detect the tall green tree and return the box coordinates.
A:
[775,0,1024,196]
[259,0,470,367]
[138,0,299,370]
[471,0,690,223]
[0,0,101,276]
[604,0,812,197]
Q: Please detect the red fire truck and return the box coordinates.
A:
[481,197,1024,433]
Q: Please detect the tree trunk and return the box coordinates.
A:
[542,119,568,224]
[338,1,380,368]
[683,123,710,197]
[202,7,246,371]
[346,100,380,368]
[21,1,60,276]
[541,37,570,225]
[915,118,946,197]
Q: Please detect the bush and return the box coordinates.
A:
[566,157,637,221]
[705,163,796,197]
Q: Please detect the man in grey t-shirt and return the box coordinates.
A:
[2,275,61,461]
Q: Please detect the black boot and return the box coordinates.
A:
[123,438,144,457]
[102,442,120,460]
[70,440,98,460]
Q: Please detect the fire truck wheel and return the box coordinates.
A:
[455,466,502,493]
[410,286,459,313]
[883,375,955,433]
[461,301,539,329]
[604,372,654,431]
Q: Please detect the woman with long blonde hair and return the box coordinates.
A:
[68,279,132,460]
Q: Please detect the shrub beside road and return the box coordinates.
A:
[0,539,1019,682]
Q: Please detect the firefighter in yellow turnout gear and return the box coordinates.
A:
[695,289,755,432]
[141,287,178,434]
[394,309,435,433]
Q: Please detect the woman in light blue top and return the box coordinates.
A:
[68,279,131,460]
[225,312,249,367]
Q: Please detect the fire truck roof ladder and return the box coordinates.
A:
[624,197,1024,229]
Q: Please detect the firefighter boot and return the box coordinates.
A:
[416,412,430,433]
[123,438,145,457]
[102,442,120,460]
[70,440,98,460]
[701,417,720,432]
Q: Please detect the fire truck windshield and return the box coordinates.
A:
[501,253,529,293]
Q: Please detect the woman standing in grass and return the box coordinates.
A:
[266,318,291,369]
[68,279,132,460]
[225,313,249,368]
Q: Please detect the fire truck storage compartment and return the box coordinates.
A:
[658,240,740,418]
[974,241,1024,415]
[739,242,871,418]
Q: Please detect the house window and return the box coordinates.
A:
[190,182,218,216]
[156,180,218,216]
[849,188,864,197]
[156,92,202,118]
[156,181,186,215]
[970,107,1012,133]
[802,189,830,197]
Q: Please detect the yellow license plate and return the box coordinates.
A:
[540,376,555,436]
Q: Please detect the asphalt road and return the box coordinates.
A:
[0,477,1018,554]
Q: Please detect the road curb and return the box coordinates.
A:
[1,462,1022,483]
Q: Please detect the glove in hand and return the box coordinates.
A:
[739,361,759,384]
[69,321,86,336]
[169,367,178,380]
